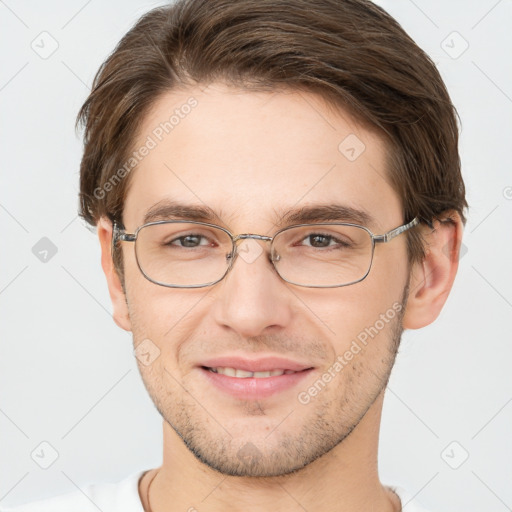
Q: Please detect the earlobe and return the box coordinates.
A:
[402,212,464,330]
[97,217,132,332]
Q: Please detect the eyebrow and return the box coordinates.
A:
[142,200,375,230]
[274,204,374,228]
[143,200,224,225]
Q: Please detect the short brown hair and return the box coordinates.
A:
[76,0,467,278]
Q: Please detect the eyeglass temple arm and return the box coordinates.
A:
[111,221,136,257]
[373,217,419,244]
[112,222,136,241]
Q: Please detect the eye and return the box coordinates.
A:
[167,233,213,248]
[159,228,218,249]
[298,232,352,249]
[303,233,334,248]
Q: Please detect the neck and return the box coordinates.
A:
[140,390,400,512]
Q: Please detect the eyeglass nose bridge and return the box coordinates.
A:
[233,233,273,242]
[228,233,281,267]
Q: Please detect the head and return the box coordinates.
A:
[76,0,467,477]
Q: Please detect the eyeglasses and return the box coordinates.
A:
[112,217,419,288]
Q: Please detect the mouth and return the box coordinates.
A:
[203,366,302,378]
[197,357,315,399]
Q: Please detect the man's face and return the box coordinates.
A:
[120,83,410,477]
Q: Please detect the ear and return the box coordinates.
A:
[402,211,464,330]
[97,217,132,332]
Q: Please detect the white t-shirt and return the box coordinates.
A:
[1,469,433,512]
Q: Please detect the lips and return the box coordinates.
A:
[197,355,315,399]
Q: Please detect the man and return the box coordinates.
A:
[4,0,467,510]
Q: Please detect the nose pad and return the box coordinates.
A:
[225,248,237,268]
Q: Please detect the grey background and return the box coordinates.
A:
[0,0,511,510]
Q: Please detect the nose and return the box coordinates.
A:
[211,237,293,339]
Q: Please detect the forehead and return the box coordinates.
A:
[123,83,400,232]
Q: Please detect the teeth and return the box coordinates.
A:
[209,367,298,378]
[233,369,254,378]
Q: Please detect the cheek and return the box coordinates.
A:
[370,239,410,292]
[124,273,211,365]
[302,261,407,355]
[325,295,395,349]
[122,243,171,323]
[122,257,167,342]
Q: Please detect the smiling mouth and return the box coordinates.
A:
[202,366,312,378]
